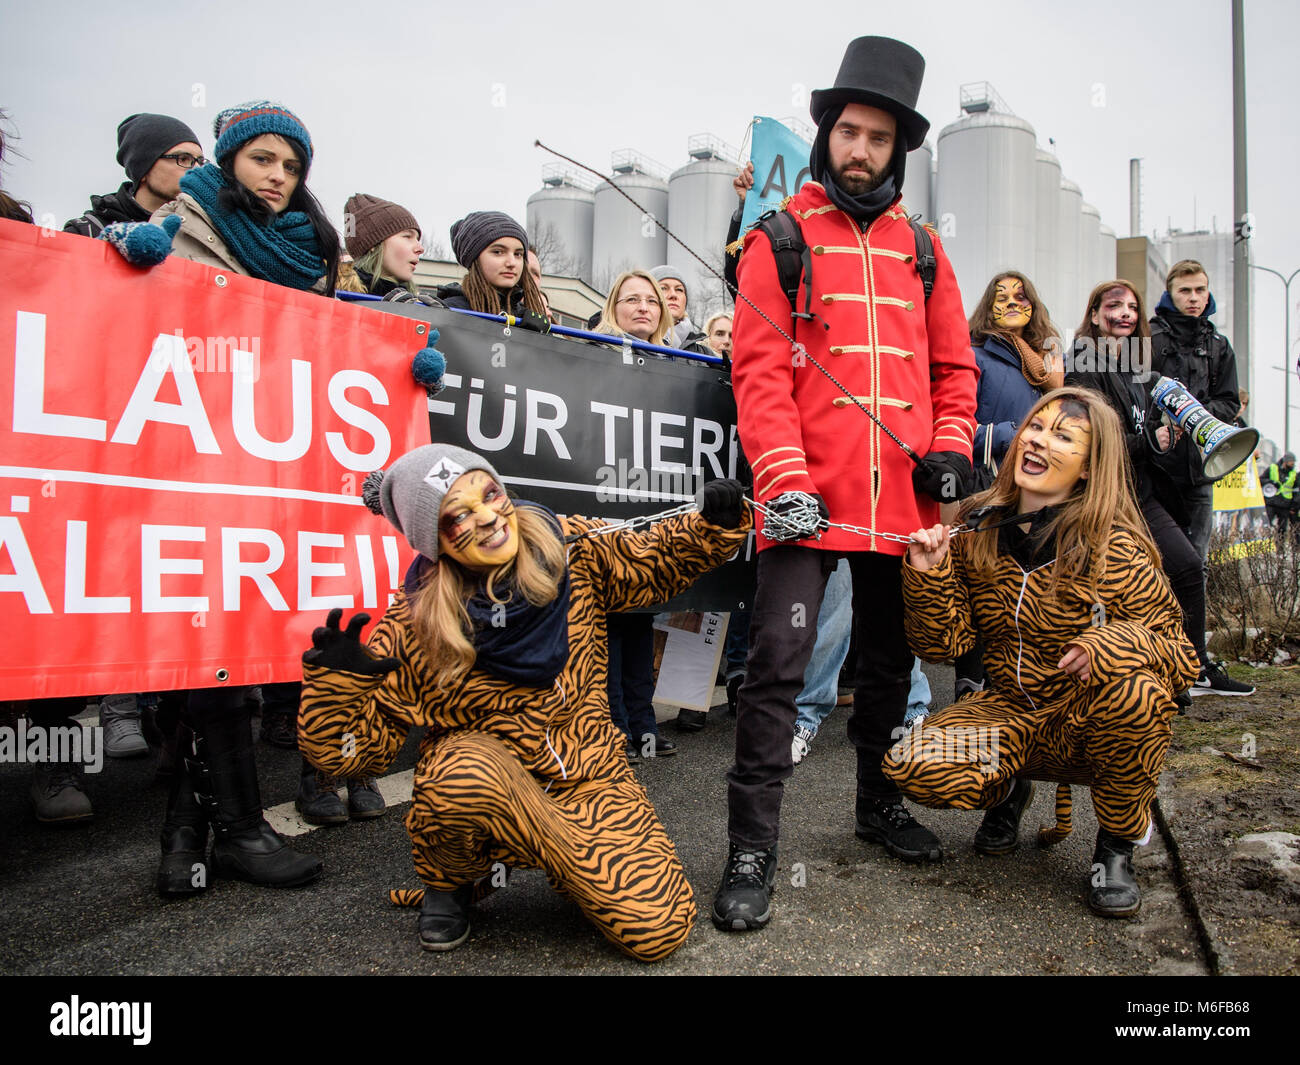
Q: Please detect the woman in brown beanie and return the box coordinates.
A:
[338,192,425,298]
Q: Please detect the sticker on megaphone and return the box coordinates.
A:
[1149,376,1259,480]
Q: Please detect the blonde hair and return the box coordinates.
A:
[409,504,566,689]
[337,242,418,295]
[957,386,1160,601]
[594,270,672,346]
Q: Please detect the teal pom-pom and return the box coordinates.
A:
[411,339,446,393]
[101,216,180,267]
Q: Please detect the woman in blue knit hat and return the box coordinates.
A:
[147,101,340,293]
[102,102,344,897]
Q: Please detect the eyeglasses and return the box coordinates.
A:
[159,152,207,169]
[616,296,659,308]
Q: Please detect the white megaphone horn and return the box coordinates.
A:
[1149,376,1259,480]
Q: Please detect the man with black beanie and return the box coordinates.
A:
[64,113,202,237]
[714,36,978,933]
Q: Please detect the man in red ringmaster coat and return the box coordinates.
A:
[713,35,978,933]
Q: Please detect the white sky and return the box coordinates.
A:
[4,0,1297,447]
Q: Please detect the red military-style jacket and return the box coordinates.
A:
[732,182,977,556]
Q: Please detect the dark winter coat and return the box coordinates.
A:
[1148,292,1241,487]
[63,181,151,237]
[971,333,1045,467]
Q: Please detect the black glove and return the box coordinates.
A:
[699,479,746,528]
[912,451,972,503]
[770,492,829,523]
[513,308,551,334]
[302,608,400,676]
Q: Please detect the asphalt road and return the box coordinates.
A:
[0,665,1207,976]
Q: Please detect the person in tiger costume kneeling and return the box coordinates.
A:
[889,387,1198,917]
[297,443,751,959]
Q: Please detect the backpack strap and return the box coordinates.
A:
[755,209,815,322]
[909,216,936,301]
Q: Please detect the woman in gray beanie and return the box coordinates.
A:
[437,210,548,318]
[296,443,750,960]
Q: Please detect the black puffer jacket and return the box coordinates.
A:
[1148,292,1242,488]
[63,181,151,237]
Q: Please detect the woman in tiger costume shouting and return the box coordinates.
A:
[296,443,750,959]
[888,387,1198,916]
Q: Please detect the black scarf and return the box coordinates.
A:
[402,504,571,688]
[809,105,907,226]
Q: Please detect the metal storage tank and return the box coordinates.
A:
[667,135,741,321]
[1057,178,1083,333]
[1080,202,1103,300]
[902,139,934,224]
[1033,150,1062,327]
[526,167,595,286]
[935,90,1037,315]
[591,150,668,294]
[1098,224,1118,284]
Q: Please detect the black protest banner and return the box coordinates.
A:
[361,303,758,612]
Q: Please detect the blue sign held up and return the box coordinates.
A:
[738,117,813,237]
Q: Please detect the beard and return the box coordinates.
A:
[830,158,889,196]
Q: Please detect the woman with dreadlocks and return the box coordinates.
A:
[437,211,547,318]
[888,387,1197,918]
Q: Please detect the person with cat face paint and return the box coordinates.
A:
[892,387,1198,919]
[1066,280,1251,698]
[296,444,751,960]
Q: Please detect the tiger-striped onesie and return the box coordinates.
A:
[884,526,1198,841]
[298,509,751,962]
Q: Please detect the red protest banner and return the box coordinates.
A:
[0,219,428,699]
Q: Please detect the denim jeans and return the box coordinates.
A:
[794,559,853,734]
[904,657,932,724]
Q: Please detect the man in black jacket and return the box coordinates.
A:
[1148,259,1253,696]
[64,113,202,237]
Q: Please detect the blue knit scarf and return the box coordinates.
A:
[179,165,324,290]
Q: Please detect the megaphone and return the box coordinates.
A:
[1150,376,1259,480]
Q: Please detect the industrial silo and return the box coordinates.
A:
[1098,224,1118,284]
[667,135,741,321]
[902,139,934,224]
[1080,202,1103,299]
[1057,178,1083,331]
[935,88,1037,315]
[1033,150,1062,327]
[591,150,668,294]
[526,167,594,286]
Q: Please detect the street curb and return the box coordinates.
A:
[1152,795,1222,976]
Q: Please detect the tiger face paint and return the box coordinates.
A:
[1013,398,1091,508]
[438,470,518,572]
[991,277,1033,334]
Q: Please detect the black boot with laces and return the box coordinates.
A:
[711,842,777,931]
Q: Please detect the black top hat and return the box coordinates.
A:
[810,36,930,151]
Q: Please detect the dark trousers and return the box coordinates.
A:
[726,547,912,849]
[606,613,659,742]
[1141,494,1208,669]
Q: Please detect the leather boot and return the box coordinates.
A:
[191,706,322,888]
[1089,829,1140,917]
[973,778,1035,855]
[157,723,210,896]
[417,884,474,951]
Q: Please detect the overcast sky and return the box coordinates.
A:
[4,0,1297,447]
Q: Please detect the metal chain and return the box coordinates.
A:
[565,490,972,546]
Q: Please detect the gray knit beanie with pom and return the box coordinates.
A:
[362,444,502,560]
